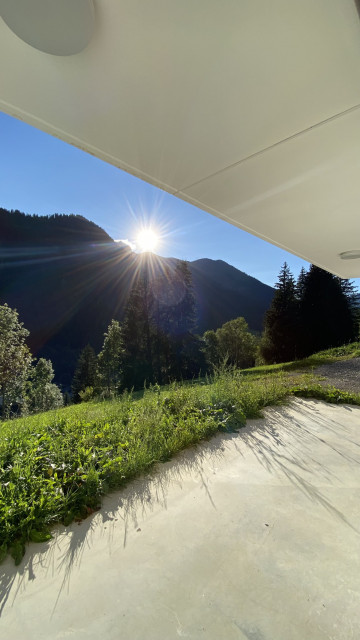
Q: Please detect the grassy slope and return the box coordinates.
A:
[242,341,360,376]
[1,342,360,564]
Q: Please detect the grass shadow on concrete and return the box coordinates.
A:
[240,399,360,535]
[0,430,228,617]
[2,398,360,620]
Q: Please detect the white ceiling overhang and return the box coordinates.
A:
[1,0,360,276]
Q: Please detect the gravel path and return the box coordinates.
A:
[312,357,360,393]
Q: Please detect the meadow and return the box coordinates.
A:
[1,343,360,565]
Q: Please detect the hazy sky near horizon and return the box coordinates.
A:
[1,111,357,289]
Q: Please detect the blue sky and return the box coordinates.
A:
[0,110,353,289]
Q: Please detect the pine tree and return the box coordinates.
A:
[339,278,359,338]
[296,267,307,300]
[260,262,299,363]
[122,260,201,387]
[299,265,356,356]
[72,344,99,402]
[168,261,199,378]
[175,261,196,331]
[98,321,124,395]
[122,277,155,389]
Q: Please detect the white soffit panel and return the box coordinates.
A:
[1,0,360,275]
[182,106,360,278]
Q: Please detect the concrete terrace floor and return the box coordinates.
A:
[1,399,360,640]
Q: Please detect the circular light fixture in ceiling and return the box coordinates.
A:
[339,250,360,260]
[0,0,95,56]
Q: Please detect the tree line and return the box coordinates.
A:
[0,259,259,415]
[1,259,358,416]
[72,260,262,401]
[0,208,112,246]
[73,261,206,399]
[260,262,359,363]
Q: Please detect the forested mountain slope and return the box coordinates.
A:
[189,259,273,334]
[0,209,273,385]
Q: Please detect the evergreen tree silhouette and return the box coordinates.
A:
[260,262,299,363]
[72,344,99,401]
[299,265,355,356]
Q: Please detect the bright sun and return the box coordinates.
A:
[137,228,159,253]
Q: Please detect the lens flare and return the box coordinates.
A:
[137,228,159,252]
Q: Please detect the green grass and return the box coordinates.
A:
[242,341,360,377]
[291,381,360,405]
[0,370,290,564]
[1,342,360,565]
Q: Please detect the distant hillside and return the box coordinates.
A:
[189,259,273,334]
[0,209,273,386]
[0,208,113,246]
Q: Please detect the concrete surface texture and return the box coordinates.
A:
[1,399,359,640]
